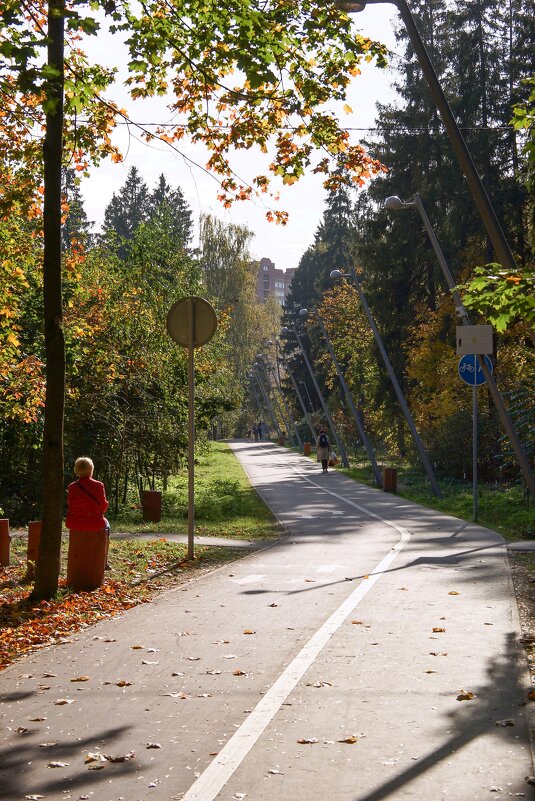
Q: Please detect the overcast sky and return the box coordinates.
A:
[81,6,399,271]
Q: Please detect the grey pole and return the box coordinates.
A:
[187,299,195,560]
[300,380,315,414]
[313,308,383,487]
[385,193,535,497]
[263,357,303,449]
[253,368,282,439]
[347,0,518,274]
[283,354,318,443]
[473,384,478,522]
[285,326,350,468]
[257,356,298,447]
[332,269,442,497]
[249,377,264,420]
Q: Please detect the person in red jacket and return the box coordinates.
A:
[66,457,111,569]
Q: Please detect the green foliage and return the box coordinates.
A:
[459,263,535,335]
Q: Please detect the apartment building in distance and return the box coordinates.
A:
[256,257,296,305]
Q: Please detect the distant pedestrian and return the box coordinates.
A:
[66,457,111,570]
[252,424,259,442]
[316,429,331,473]
[260,421,269,440]
[258,421,265,441]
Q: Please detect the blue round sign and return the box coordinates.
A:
[458,354,493,386]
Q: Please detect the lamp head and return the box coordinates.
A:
[266,340,274,346]
[299,308,309,319]
[330,269,343,280]
[281,326,289,334]
[334,0,367,11]
[384,195,405,211]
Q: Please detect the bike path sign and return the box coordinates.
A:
[458,354,493,386]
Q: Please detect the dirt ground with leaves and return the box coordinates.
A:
[509,552,535,682]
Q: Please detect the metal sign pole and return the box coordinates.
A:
[187,299,195,560]
[166,296,217,562]
[473,381,478,522]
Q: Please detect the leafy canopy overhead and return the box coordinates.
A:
[0,0,387,220]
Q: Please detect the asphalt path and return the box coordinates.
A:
[1,440,534,801]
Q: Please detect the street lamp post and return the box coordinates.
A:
[330,268,442,497]
[301,307,383,487]
[263,345,304,449]
[300,380,314,413]
[257,354,301,448]
[342,0,517,274]
[269,342,317,443]
[282,324,350,468]
[385,194,535,497]
[252,364,282,439]
[256,355,294,444]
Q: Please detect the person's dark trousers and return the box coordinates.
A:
[321,460,328,472]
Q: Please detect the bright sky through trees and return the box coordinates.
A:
[81,6,398,271]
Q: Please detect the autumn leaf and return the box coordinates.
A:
[71,675,90,682]
[115,680,133,687]
[47,761,69,767]
[432,628,446,633]
[297,737,319,744]
[457,690,475,701]
[54,698,74,705]
[243,630,256,635]
[146,742,162,749]
[338,736,358,744]
[448,591,460,596]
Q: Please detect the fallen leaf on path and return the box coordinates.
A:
[268,603,278,607]
[147,648,160,653]
[495,719,515,726]
[39,742,57,747]
[268,768,284,774]
[42,672,57,678]
[297,737,319,744]
[304,579,315,583]
[54,699,74,705]
[223,654,237,659]
[351,620,363,625]
[457,690,475,701]
[429,652,448,656]
[306,681,332,688]
[233,669,247,676]
[197,693,212,698]
[115,680,133,687]
[88,763,105,770]
[338,736,358,744]
[146,743,162,749]
[171,671,185,676]
[104,751,135,762]
[29,716,46,721]
[25,795,44,800]
[243,630,255,635]
[131,645,144,650]
[399,587,408,591]
[187,656,201,661]
[141,660,159,665]
[47,761,69,767]
[207,669,221,675]
[70,676,90,682]
[424,670,438,674]
[85,753,107,763]
[448,591,460,595]
[432,628,446,633]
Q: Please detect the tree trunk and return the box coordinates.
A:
[32,0,66,601]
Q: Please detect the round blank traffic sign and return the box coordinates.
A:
[166,296,217,348]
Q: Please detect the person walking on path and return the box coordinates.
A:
[252,423,259,442]
[66,456,111,569]
[316,429,331,473]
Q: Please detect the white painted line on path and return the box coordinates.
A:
[181,445,411,801]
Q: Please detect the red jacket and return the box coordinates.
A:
[66,476,109,531]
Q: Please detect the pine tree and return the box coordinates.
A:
[101,166,149,257]
[148,174,194,248]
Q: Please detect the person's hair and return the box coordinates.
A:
[74,457,94,478]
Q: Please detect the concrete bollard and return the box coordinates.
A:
[383,467,397,493]
[26,520,42,578]
[303,442,311,456]
[142,490,162,523]
[0,519,11,566]
[67,529,107,592]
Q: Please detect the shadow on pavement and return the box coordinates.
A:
[0,725,135,800]
[352,632,531,801]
